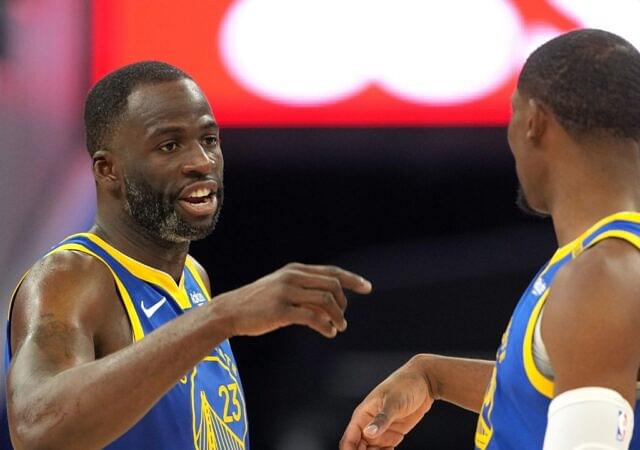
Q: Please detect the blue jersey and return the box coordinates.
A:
[475,212,640,449]
[4,233,249,450]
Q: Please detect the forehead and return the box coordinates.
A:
[124,79,215,134]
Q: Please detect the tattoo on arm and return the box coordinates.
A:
[28,313,91,373]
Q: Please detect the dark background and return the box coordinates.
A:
[189,127,557,449]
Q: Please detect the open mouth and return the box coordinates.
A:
[184,188,214,204]
[178,187,218,217]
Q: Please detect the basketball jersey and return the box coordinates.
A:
[474,212,640,449]
[4,233,249,450]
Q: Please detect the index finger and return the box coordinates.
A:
[288,264,373,294]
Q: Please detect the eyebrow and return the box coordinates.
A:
[147,126,186,139]
[147,121,219,139]
[200,119,219,131]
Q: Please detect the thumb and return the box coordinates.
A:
[363,394,400,438]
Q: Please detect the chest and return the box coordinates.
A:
[94,272,210,358]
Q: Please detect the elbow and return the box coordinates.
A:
[9,406,75,450]
[10,429,47,450]
[10,422,58,450]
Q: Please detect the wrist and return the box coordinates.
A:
[407,353,441,401]
[205,296,238,339]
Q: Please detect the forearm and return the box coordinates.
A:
[9,301,231,450]
[410,353,494,413]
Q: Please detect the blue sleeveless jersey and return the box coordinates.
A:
[475,212,640,449]
[4,233,249,450]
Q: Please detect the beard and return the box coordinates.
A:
[123,174,223,244]
[516,184,548,218]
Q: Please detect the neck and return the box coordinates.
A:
[91,210,190,282]
[548,139,640,247]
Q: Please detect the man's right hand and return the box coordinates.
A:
[214,263,372,338]
[339,357,435,450]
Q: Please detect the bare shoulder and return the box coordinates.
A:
[542,238,640,400]
[11,250,121,355]
[188,255,212,294]
[549,238,640,313]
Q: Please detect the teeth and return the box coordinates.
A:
[187,188,211,198]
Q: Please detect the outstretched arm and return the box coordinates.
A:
[7,254,371,450]
[340,354,493,450]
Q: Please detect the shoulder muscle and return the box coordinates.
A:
[10,250,119,360]
[542,238,640,404]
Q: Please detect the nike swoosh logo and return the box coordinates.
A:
[141,297,167,318]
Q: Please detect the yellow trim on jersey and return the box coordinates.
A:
[522,290,554,398]
[47,243,145,342]
[74,233,192,310]
[548,212,640,265]
[6,271,30,320]
[185,256,212,300]
[522,212,640,399]
[585,230,640,252]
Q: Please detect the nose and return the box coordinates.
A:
[181,142,217,176]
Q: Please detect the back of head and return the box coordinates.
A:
[518,29,640,141]
[84,61,192,156]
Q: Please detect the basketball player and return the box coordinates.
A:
[340,29,640,450]
[4,62,372,449]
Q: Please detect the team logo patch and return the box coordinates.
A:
[617,410,628,441]
[532,277,547,296]
[190,291,208,306]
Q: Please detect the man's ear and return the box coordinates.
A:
[526,98,549,144]
[92,150,121,192]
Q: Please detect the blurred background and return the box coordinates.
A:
[1,1,638,448]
